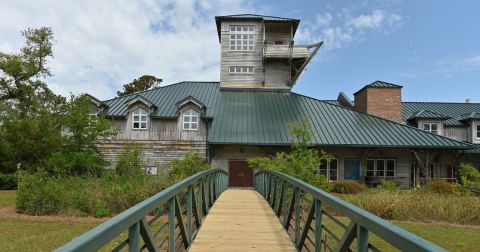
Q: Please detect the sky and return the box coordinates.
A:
[1,0,479,102]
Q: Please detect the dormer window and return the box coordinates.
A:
[183,109,199,130]
[132,108,148,129]
[476,124,480,139]
[230,25,254,51]
[423,123,438,134]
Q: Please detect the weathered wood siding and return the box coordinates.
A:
[444,126,468,142]
[219,20,291,89]
[99,105,208,170]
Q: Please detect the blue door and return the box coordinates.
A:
[344,159,360,180]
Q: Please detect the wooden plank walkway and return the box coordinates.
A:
[189,188,296,252]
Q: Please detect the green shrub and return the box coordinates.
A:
[0,173,18,190]
[458,162,480,195]
[425,180,455,194]
[115,143,144,177]
[168,152,210,183]
[16,171,165,217]
[331,181,363,194]
[376,179,397,192]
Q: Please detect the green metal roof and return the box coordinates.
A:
[100,82,220,118]
[99,82,471,149]
[458,111,480,121]
[403,102,480,126]
[406,109,451,120]
[208,89,470,148]
[366,80,403,88]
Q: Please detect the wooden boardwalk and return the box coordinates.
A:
[189,188,296,252]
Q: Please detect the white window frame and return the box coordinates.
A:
[229,66,254,74]
[229,25,255,52]
[476,123,480,139]
[183,108,199,131]
[423,122,438,134]
[366,159,396,178]
[132,108,148,130]
[319,159,338,181]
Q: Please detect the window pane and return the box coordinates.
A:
[230,26,235,31]
[191,123,198,129]
[330,160,338,181]
[133,122,139,128]
[141,122,147,129]
[230,34,235,39]
[243,46,247,50]
[366,160,375,176]
[423,124,430,131]
[141,116,147,121]
[237,46,241,50]
[376,160,385,177]
[431,124,438,131]
[184,116,190,122]
[184,123,189,129]
[319,160,327,176]
[477,124,480,138]
[133,115,139,121]
[386,160,395,177]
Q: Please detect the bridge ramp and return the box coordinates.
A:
[189,188,296,252]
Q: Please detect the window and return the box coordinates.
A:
[132,108,148,129]
[183,109,199,130]
[476,124,480,139]
[423,123,438,134]
[230,25,254,51]
[366,159,396,178]
[429,163,435,179]
[229,66,254,74]
[319,159,338,181]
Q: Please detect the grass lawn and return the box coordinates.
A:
[1,190,479,251]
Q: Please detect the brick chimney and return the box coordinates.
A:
[354,81,403,123]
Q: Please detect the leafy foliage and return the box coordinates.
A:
[168,152,210,183]
[16,171,165,217]
[0,173,18,190]
[115,143,144,177]
[117,75,162,96]
[248,119,332,191]
[376,179,398,192]
[0,27,65,118]
[424,180,455,194]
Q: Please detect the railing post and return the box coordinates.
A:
[294,187,301,245]
[128,222,140,252]
[314,199,323,252]
[357,225,369,252]
[168,196,175,252]
[276,179,286,216]
[187,185,193,244]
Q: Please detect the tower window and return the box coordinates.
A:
[230,25,254,51]
[423,123,438,134]
[229,66,254,74]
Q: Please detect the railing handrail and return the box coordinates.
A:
[56,168,228,252]
[255,170,447,252]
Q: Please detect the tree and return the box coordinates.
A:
[117,75,162,96]
[248,119,333,190]
[0,27,65,117]
[45,95,117,176]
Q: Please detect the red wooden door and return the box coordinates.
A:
[228,160,253,187]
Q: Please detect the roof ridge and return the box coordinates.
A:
[403,101,480,104]
[291,91,473,148]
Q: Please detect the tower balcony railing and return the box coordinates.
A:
[263,40,310,59]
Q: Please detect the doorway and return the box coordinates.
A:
[344,159,361,180]
[228,160,253,187]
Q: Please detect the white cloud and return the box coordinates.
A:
[0,0,254,99]
[432,54,480,77]
[347,10,385,29]
[296,9,403,50]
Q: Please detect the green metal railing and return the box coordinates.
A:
[56,169,228,252]
[254,170,447,252]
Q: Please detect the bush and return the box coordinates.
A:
[331,181,364,194]
[16,171,165,217]
[458,162,480,195]
[0,173,18,190]
[115,143,144,177]
[376,179,397,192]
[425,180,454,194]
[168,152,210,183]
